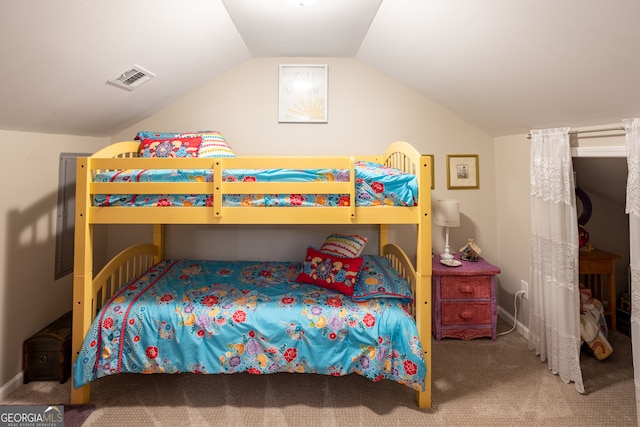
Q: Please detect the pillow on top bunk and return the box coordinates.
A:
[138,136,202,158]
[194,131,236,158]
[296,246,363,296]
[319,233,368,258]
[135,130,236,158]
[351,255,413,303]
[135,131,180,141]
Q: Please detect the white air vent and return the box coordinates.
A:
[107,65,156,91]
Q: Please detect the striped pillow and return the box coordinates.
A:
[194,131,236,158]
[319,234,368,258]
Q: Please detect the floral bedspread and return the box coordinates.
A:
[92,161,418,207]
[73,259,426,391]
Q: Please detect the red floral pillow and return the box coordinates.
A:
[139,136,202,158]
[296,247,364,296]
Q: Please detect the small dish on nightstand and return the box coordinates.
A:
[440,259,462,267]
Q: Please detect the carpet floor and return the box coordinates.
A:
[2,318,636,426]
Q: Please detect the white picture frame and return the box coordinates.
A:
[278,64,328,123]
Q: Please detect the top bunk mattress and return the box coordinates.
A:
[93,161,418,208]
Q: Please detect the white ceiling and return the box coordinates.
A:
[1,0,639,138]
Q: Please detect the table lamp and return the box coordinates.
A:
[434,199,460,260]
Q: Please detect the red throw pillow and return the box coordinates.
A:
[139,136,202,158]
[296,247,363,296]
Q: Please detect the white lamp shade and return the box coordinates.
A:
[434,199,460,227]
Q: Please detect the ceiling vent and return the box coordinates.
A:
[107,65,156,91]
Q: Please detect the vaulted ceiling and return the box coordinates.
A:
[2,0,639,138]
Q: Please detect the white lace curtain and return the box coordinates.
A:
[623,119,640,422]
[528,128,584,393]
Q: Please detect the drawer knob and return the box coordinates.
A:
[460,310,473,319]
[458,285,473,293]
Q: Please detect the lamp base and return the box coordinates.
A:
[440,252,454,260]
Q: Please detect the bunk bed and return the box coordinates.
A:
[70,138,432,409]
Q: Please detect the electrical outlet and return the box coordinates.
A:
[521,280,528,299]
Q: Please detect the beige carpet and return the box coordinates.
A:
[2,319,636,426]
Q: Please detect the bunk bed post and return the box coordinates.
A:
[379,224,389,252]
[415,154,432,409]
[71,157,93,404]
[153,224,165,262]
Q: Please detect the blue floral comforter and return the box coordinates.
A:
[92,161,418,207]
[73,259,426,391]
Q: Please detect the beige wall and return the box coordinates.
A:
[0,130,108,392]
[494,134,532,329]
[111,57,498,266]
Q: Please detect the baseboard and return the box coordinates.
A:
[498,306,529,340]
[0,371,24,402]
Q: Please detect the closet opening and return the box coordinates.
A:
[572,155,629,336]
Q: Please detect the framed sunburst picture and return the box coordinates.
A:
[279,64,328,123]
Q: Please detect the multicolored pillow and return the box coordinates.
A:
[196,131,236,158]
[139,136,202,158]
[296,247,364,296]
[134,130,236,158]
[351,255,414,303]
[319,233,368,258]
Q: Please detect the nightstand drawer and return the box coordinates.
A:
[440,276,491,299]
[441,302,492,325]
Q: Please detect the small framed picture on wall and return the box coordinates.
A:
[446,154,479,189]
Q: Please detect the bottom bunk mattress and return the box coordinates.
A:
[73,258,426,391]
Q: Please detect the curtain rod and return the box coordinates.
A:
[526,126,625,139]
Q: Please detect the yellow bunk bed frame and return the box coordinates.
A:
[71,140,432,408]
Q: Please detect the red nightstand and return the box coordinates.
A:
[432,254,500,340]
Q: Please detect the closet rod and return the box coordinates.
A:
[526,126,624,139]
